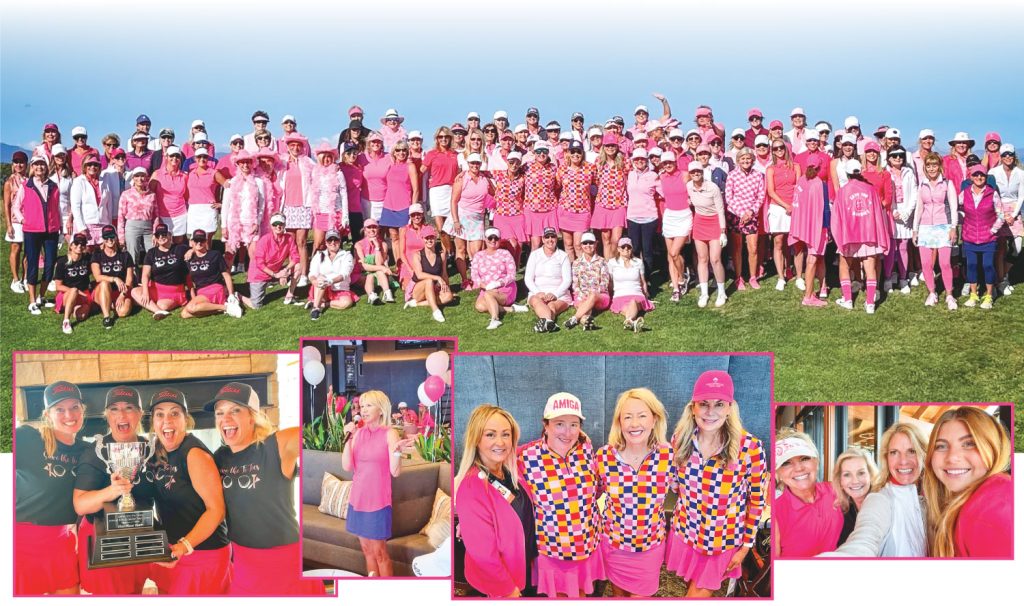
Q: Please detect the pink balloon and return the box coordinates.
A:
[425,351,450,377]
[423,375,446,402]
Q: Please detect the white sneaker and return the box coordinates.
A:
[961,282,971,297]
[835,298,853,310]
[794,277,806,291]
[715,293,727,308]
[775,278,786,291]
[47,281,56,293]
[382,289,395,303]
[924,293,938,307]
[403,299,417,309]
[511,304,528,313]
[946,296,958,311]
[865,303,876,314]
[225,301,243,318]
[62,319,73,334]
[899,281,911,295]
[486,319,502,330]
[697,294,709,308]
[1005,283,1015,295]
[297,275,309,288]
[631,316,645,333]
[368,292,380,304]
[432,309,445,323]
[28,302,41,315]
[10,279,25,294]
[910,273,920,286]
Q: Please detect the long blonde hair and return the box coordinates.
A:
[922,407,1011,557]
[831,447,879,513]
[875,423,928,490]
[454,405,521,492]
[672,398,744,467]
[607,388,667,451]
[358,390,392,428]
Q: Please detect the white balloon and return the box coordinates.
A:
[301,345,321,363]
[425,351,450,376]
[417,381,436,407]
[303,360,326,385]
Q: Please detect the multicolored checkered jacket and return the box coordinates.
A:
[595,443,675,552]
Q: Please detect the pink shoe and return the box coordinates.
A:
[748,277,761,290]
[736,279,746,291]
[802,296,827,307]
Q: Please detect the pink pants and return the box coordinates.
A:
[883,239,910,280]
[920,247,953,295]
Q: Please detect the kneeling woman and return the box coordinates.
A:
[667,371,767,597]
[455,405,536,597]
[923,407,1012,557]
[341,390,415,577]
[595,388,674,597]
[131,223,188,319]
[182,229,242,319]
[148,388,230,594]
[518,392,604,597]
[208,382,324,593]
[15,381,87,595]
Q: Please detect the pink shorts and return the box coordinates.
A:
[149,282,188,306]
[664,529,742,592]
[573,292,611,311]
[601,534,665,597]
[557,207,592,233]
[15,522,79,595]
[535,550,605,598]
[610,294,653,314]
[148,545,231,595]
[590,205,627,230]
[692,212,722,242]
[197,282,227,305]
[78,517,149,594]
[325,289,358,304]
[524,208,558,237]
[55,288,94,313]
[477,283,517,305]
[491,213,527,242]
[230,542,324,595]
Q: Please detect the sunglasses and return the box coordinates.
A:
[542,234,558,239]
[385,118,399,122]
[749,116,763,121]
[103,142,117,147]
[469,137,482,142]
[1001,152,1016,157]
[73,135,87,140]
[71,241,87,247]
[486,236,499,242]
[581,241,595,245]
[710,141,722,146]
[619,244,632,249]
[326,238,341,243]
[569,150,583,155]
[254,120,269,125]
[154,232,170,238]
[283,120,296,125]
[732,135,745,140]
[484,129,497,134]
[772,146,786,151]
[231,141,244,146]
[103,234,116,240]
[437,135,451,140]
[535,149,549,154]
[272,222,285,227]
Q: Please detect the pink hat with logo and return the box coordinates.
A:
[601,132,619,146]
[863,141,881,153]
[769,120,784,130]
[543,392,584,420]
[691,370,734,401]
[985,131,1001,143]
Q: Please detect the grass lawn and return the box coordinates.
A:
[2,235,1022,452]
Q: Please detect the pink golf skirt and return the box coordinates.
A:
[790,229,829,256]
[524,208,558,237]
[196,283,227,304]
[148,545,231,595]
[557,207,592,232]
[478,283,517,305]
[692,212,722,242]
[664,529,741,592]
[840,243,885,258]
[55,288,94,313]
[230,542,324,595]
[611,294,653,314]
[312,212,335,232]
[574,292,611,311]
[14,522,79,595]
[404,279,440,302]
[601,534,665,597]
[535,550,605,597]
[325,289,358,304]
[492,213,527,242]
[78,517,149,594]
[149,282,188,306]
[590,205,627,230]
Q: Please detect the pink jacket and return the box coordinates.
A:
[832,179,892,254]
[455,467,527,597]
[914,178,958,230]
[960,185,1002,245]
[789,176,828,252]
[954,473,1011,557]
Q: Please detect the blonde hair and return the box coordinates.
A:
[773,427,817,488]
[104,403,144,437]
[433,126,453,151]
[454,405,521,492]
[831,447,879,513]
[148,402,196,465]
[214,403,276,445]
[874,423,928,490]
[607,388,667,451]
[461,128,488,170]
[390,140,410,161]
[358,390,392,427]
[922,407,1011,557]
[672,397,744,467]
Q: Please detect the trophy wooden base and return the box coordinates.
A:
[87,500,173,569]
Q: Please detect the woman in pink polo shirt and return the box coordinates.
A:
[278,133,315,283]
[625,149,661,279]
[944,132,974,195]
[359,132,391,225]
[341,390,414,577]
[773,428,842,558]
[339,143,366,239]
[446,153,492,289]
[421,126,458,259]
[490,152,527,264]
[766,140,802,291]
[591,135,628,259]
[455,405,535,597]
[523,142,559,249]
[923,406,1011,557]
[555,141,595,261]
[381,140,419,273]
[658,151,692,302]
[596,388,673,597]
[309,142,349,256]
[186,149,220,236]
[398,203,428,289]
[150,146,189,243]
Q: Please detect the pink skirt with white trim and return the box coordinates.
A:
[610,294,653,314]
[590,205,627,230]
[557,207,592,232]
[14,522,79,595]
[524,209,558,237]
[664,529,741,592]
[535,550,605,597]
[492,213,527,242]
[601,534,665,597]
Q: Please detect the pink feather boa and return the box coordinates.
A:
[224,173,263,251]
[310,163,344,229]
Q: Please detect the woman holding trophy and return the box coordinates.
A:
[73,385,157,594]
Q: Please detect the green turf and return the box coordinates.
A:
[2,232,1022,453]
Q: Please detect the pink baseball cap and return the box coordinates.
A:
[543,392,584,420]
[234,150,253,164]
[967,164,987,176]
[747,108,763,119]
[601,132,619,146]
[348,105,364,117]
[691,370,734,402]
[695,144,712,155]
[420,225,437,238]
[366,131,383,142]
[863,141,881,153]
[695,107,712,118]
[805,155,827,171]
[769,120,784,130]
[985,131,1001,143]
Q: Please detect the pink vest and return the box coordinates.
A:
[20,179,62,233]
[349,424,391,512]
[961,186,998,245]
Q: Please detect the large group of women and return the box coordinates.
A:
[6,100,1021,334]
[15,380,324,595]
[454,370,768,598]
[774,406,1012,558]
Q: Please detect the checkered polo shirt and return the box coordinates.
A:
[518,437,600,560]
[595,443,676,552]
[672,430,767,555]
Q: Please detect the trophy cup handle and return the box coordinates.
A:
[94,434,116,475]
[140,435,158,467]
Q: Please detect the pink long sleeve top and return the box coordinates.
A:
[455,467,527,597]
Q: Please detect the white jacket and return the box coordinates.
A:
[100,167,125,220]
[70,175,112,230]
[308,249,354,292]
[891,166,918,240]
[818,482,926,557]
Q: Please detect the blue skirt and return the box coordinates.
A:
[347,505,392,540]
[379,208,410,228]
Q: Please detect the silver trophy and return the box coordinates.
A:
[95,435,157,511]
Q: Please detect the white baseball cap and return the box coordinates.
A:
[731,128,746,138]
[543,392,584,420]
[790,107,806,117]
[918,129,935,139]
[1000,143,1016,155]
[631,148,648,160]
[661,151,677,163]
[506,151,523,162]
[466,153,483,164]
[280,114,296,124]
[194,147,210,157]
[634,104,649,115]
[841,133,857,145]
[587,127,603,138]
[484,227,500,239]
[885,128,901,139]
[754,134,770,146]
[408,130,423,140]
[669,128,685,140]
[71,126,87,137]
[647,147,662,157]
[230,133,244,143]
[191,119,206,128]
[775,437,819,469]
[493,110,508,120]
[165,145,182,157]
[513,123,528,134]
[467,112,480,120]
[844,116,860,129]
[558,131,572,141]
[687,160,703,172]
[193,132,209,143]
[804,127,819,139]
[846,159,863,173]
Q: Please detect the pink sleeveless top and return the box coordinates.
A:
[383,160,413,212]
[350,424,391,511]
[660,170,690,211]
[459,172,489,214]
[771,163,797,204]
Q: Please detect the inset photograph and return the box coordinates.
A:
[452,353,772,598]
[12,351,332,596]
[300,338,454,579]
[774,403,1013,559]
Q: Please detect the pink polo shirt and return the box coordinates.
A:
[626,168,662,220]
[954,473,1012,557]
[359,153,391,201]
[340,164,365,213]
[152,168,188,218]
[248,231,300,283]
[349,424,392,512]
[186,166,218,206]
[775,482,843,557]
[660,170,690,211]
[422,149,459,187]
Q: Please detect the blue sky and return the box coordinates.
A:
[3,0,1022,155]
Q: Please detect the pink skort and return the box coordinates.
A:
[840,243,885,258]
[664,529,742,592]
[477,283,517,305]
[610,294,653,314]
[14,522,79,595]
[492,213,527,242]
[78,517,150,594]
[692,212,722,242]
[601,534,665,597]
[197,282,227,304]
[524,208,558,237]
[325,289,358,304]
[230,542,324,595]
[557,207,592,232]
[590,205,627,230]
[149,282,188,306]
[55,288,94,313]
[535,550,605,597]
[573,292,611,311]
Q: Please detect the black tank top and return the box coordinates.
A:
[415,249,443,281]
[213,433,299,548]
[15,426,86,525]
